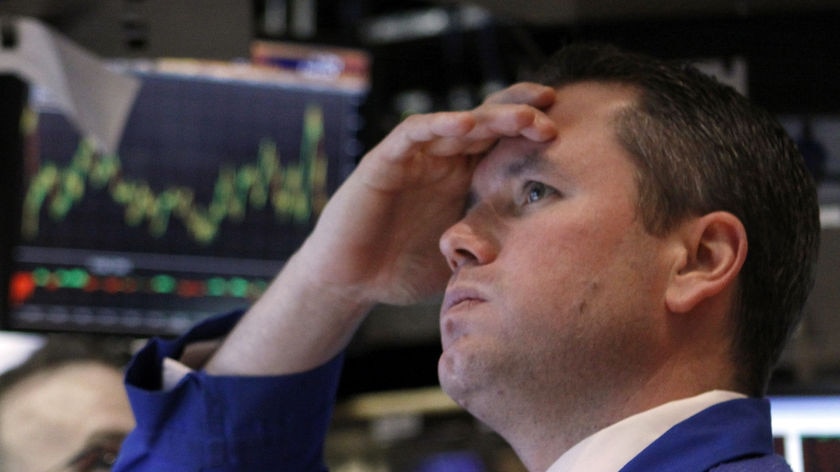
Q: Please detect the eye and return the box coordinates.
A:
[523,181,553,204]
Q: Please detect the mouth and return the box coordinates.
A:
[440,284,487,350]
[441,286,486,314]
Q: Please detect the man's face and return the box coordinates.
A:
[437,82,674,432]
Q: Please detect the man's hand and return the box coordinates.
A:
[204,83,558,376]
[299,82,560,306]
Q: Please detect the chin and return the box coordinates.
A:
[437,351,470,407]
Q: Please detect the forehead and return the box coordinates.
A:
[474,82,639,186]
[546,81,639,128]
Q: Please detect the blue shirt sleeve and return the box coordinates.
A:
[114,310,345,472]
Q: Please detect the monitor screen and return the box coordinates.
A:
[2,60,366,336]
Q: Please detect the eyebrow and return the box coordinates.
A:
[503,151,550,178]
[463,151,553,215]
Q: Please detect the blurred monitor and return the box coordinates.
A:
[1,55,367,337]
[772,396,840,472]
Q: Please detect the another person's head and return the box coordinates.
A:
[0,334,135,472]
[436,42,818,468]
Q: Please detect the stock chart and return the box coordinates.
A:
[5,67,364,335]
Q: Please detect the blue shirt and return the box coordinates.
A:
[115,311,343,471]
[114,311,791,471]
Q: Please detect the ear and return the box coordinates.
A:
[665,211,748,314]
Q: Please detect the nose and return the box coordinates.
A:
[439,210,499,271]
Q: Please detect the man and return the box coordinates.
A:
[114,43,819,471]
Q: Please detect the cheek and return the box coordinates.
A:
[494,219,657,345]
[498,227,605,316]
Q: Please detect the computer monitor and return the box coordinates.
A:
[1,59,366,336]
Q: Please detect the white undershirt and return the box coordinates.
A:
[546,390,746,472]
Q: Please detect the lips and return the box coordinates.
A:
[440,283,488,350]
[441,286,486,314]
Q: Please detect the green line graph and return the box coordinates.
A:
[22,105,329,245]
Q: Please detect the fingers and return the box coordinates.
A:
[469,102,557,142]
[416,101,557,156]
[370,84,558,162]
[371,111,478,161]
[402,111,477,146]
[483,82,556,108]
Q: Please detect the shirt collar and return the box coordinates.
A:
[546,390,746,472]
